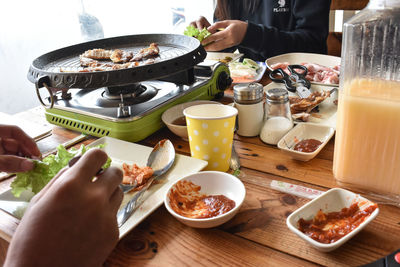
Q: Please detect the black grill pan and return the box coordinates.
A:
[28,34,206,89]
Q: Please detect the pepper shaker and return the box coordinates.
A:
[260,88,293,145]
[233,82,264,137]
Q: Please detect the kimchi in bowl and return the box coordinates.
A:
[164,171,246,228]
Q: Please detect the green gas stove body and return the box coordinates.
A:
[44,63,231,142]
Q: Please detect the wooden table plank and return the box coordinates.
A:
[106,208,318,267]
[224,168,400,266]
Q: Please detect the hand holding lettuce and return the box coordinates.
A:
[11,144,111,197]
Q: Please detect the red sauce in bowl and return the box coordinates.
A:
[168,180,235,219]
[297,202,378,244]
[293,139,322,153]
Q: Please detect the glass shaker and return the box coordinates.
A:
[233,82,264,137]
[260,88,293,145]
[333,0,400,197]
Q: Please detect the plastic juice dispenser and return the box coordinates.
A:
[333,0,400,197]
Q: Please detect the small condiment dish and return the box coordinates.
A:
[286,188,379,252]
[161,100,220,140]
[164,171,246,228]
[277,123,335,161]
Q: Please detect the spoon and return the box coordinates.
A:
[119,139,175,193]
[117,139,175,227]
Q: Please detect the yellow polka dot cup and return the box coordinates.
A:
[183,104,238,172]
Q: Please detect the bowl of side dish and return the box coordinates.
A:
[164,171,246,228]
[277,123,335,161]
[161,100,220,140]
[286,188,379,252]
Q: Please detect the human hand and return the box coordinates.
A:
[4,148,123,267]
[203,20,248,51]
[189,16,211,30]
[0,124,41,173]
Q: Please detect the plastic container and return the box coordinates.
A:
[260,88,293,145]
[233,83,264,137]
[333,0,400,198]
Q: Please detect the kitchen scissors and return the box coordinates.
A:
[269,64,311,98]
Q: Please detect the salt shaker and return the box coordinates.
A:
[260,88,293,145]
[233,82,264,137]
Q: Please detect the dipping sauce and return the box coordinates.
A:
[293,138,322,153]
[171,116,187,126]
[297,202,378,244]
[168,180,235,219]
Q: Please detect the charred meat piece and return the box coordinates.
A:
[110,49,133,63]
[290,90,331,114]
[81,48,113,60]
[131,43,160,62]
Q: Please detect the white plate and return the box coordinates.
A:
[286,188,379,252]
[231,62,267,84]
[0,136,208,239]
[205,52,243,63]
[264,82,338,129]
[265,52,341,86]
[277,123,335,161]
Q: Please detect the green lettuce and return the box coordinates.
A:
[11,144,111,197]
[184,25,211,42]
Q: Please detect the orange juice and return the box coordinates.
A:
[333,78,400,195]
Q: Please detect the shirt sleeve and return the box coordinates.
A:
[240,0,331,59]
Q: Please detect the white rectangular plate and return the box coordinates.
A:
[0,137,208,239]
[205,52,243,63]
[231,61,267,84]
[265,52,341,86]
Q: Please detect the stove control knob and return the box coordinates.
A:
[217,71,232,91]
[117,104,131,118]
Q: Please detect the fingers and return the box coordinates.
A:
[189,16,210,30]
[109,186,123,214]
[0,125,41,158]
[207,21,230,33]
[96,166,123,198]
[68,148,108,184]
[0,155,35,173]
[31,167,68,204]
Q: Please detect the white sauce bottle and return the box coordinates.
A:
[260,88,293,145]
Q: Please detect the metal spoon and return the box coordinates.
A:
[117,139,175,227]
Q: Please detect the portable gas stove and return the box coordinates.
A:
[28,34,232,142]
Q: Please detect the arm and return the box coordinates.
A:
[239,0,331,59]
[204,0,330,59]
[4,148,123,267]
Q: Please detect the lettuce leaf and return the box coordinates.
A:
[184,25,211,42]
[11,144,111,197]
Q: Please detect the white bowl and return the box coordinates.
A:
[164,171,246,228]
[277,123,335,161]
[161,100,220,140]
[286,188,379,252]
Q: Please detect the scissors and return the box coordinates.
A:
[269,64,311,98]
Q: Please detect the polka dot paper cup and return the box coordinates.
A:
[183,104,238,172]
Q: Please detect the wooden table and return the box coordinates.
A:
[1,77,399,266]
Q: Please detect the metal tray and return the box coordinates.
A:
[28,34,206,89]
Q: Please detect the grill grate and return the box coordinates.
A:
[28,34,207,90]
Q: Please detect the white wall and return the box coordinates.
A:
[0,0,214,114]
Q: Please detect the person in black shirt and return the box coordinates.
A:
[191,0,331,61]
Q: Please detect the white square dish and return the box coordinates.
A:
[286,188,379,252]
[277,123,335,161]
[0,137,208,239]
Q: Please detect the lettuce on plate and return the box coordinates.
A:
[184,25,211,42]
[11,144,111,197]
